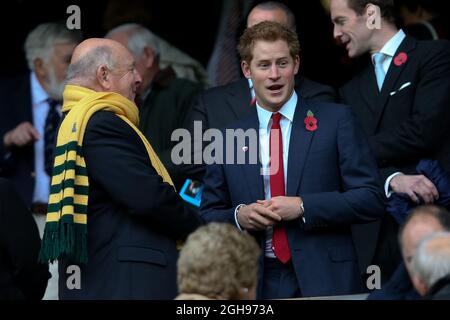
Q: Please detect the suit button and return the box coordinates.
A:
[31,171,36,178]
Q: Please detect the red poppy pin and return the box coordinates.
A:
[393,52,408,67]
[304,110,318,132]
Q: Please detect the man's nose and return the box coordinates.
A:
[269,65,280,79]
[333,25,342,39]
[134,69,142,86]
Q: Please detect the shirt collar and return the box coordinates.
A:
[372,29,406,64]
[30,72,49,106]
[256,90,297,129]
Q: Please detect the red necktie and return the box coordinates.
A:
[270,113,291,263]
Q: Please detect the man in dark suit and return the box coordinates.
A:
[182,1,336,183]
[200,21,385,299]
[0,178,49,299]
[0,22,81,300]
[49,38,202,299]
[106,24,202,190]
[331,0,450,282]
[0,23,81,208]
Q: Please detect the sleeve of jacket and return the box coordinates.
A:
[300,107,387,228]
[158,81,204,188]
[199,160,237,225]
[0,179,50,299]
[175,91,208,182]
[83,111,203,239]
[369,42,450,165]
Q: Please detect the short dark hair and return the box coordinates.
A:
[395,0,441,15]
[238,21,300,63]
[251,1,297,31]
[346,0,396,24]
[398,205,450,246]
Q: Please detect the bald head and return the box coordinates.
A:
[411,232,450,295]
[247,2,297,31]
[66,38,141,101]
[69,38,127,66]
[401,214,444,275]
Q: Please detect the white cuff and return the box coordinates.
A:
[385,172,403,198]
[234,204,246,231]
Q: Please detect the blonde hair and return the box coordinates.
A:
[177,223,260,299]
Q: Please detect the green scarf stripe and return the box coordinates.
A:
[39,220,88,264]
[52,160,88,176]
[48,199,88,214]
[50,181,89,195]
[54,141,83,156]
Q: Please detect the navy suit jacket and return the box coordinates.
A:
[181,76,336,182]
[340,37,450,282]
[0,74,35,206]
[200,96,386,297]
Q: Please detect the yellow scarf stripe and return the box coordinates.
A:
[39,85,174,264]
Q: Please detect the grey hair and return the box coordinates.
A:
[411,232,450,289]
[24,22,82,70]
[66,46,115,84]
[105,23,160,60]
[251,1,297,31]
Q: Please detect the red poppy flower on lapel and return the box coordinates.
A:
[394,52,408,67]
[304,110,318,132]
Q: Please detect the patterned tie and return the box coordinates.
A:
[44,99,61,176]
[270,112,291,263]
[373,52,386,91]
[214,0,243,86]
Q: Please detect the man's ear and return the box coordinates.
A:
[96,64,111,90]
[241,60,251,79]
[142,46,156,68]
[411,274,428,297]
[294,55,300,75]
[33,58,47,80]
[365,3,381,29]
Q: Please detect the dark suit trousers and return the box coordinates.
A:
[262,258,302,299]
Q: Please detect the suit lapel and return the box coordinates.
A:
[21,74,35,169]
[373,36,417,128]
[287,97,316,196]
[238,108,264,201]
[226,78,253,121]
[20,74,33,123]
[359,64,379,115]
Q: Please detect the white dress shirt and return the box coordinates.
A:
[30,72,61,203]
[234,91,298,258]
[370,29,407,197]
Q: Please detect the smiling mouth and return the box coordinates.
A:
[268,84,284,92]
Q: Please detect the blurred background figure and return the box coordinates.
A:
[0,22,82,208]
[0,22,82,300]
[396,0,449,40]
[176,223,260,300]
[102,0,208,86]
[369,205,450,300]
[207,0,254,87]
[411,232,450,299]
[0,178,49,300]
[106,23,202,189]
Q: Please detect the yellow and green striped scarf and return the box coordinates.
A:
[39,84,174,264]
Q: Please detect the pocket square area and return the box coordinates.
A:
[398,82,411,91]
[390,82,412,96]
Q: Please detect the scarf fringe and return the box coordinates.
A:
[39,219,87,264]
